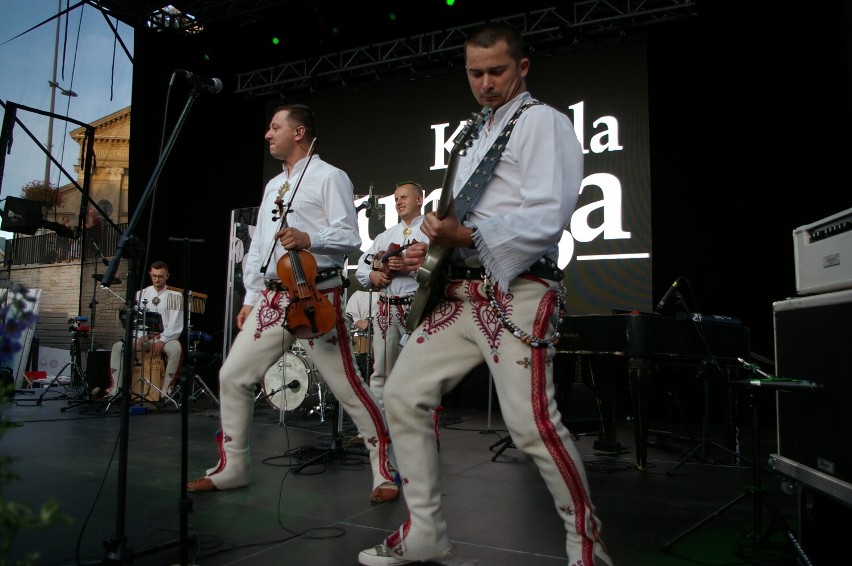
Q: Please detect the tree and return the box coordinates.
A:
[19,180,65,211]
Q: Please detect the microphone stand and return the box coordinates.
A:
[167,235,205,566]
[99,79,208,566]
[666,292,743,477]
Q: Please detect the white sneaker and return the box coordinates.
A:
[358,544,412,565]
[358,543,449,565]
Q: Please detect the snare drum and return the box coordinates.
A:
[352,331,371,356]
[262,351,322,411]
[131,350,166,402]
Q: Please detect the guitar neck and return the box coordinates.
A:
[434,104,490,221]
[435,160,458,221]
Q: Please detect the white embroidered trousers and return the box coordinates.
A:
[380,277,612,565]
[201,283,396,492]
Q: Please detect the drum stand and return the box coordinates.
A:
[36,320,88,405]
[64,272,105,410]
[171,315,219,408]
[179,352,220,406]
[133,356,180,410]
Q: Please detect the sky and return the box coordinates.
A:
[0,0,134,240]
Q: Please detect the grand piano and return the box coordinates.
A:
[556,312,751,470]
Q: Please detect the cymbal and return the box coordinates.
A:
[92,273,122,284]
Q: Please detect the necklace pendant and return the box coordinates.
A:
[402,226,412,238]
[152,296,161,306]
[278,181,291,197]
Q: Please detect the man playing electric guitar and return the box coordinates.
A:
[355,181,427,409]
[358,22,612,566]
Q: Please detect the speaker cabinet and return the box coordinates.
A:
[85,350,111,394]
[773,288,852,504]
[799,486,852,565]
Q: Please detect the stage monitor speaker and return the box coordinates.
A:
[1,196,44,235]
[773,288,852,497]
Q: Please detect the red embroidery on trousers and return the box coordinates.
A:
[432,405,443,451]
[327,287,395,483]
[386,517,411,557]
[530,289,602,565]
[209,429,228,476]
[416,281,463,343]
[254,290,287,339]
[470,280,510,362]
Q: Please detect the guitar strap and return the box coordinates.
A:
[453,99,542,223]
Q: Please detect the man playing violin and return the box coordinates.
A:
[355,181,426,408]
[188,103,400,504]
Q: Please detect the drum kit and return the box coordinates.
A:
[258,345,331,421]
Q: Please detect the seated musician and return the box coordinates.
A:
[105,260,184,398]
[354,181,426,408]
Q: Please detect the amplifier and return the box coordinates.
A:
[773,288,852,504]
[793,207,852,295]
[798,486,852,565]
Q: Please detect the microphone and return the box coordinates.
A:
[735,357,823,391]
[655,277,683,312]
[365,183,374,218]
[91,241,109,265]
[285,379,301,390]
[175,69,223,94]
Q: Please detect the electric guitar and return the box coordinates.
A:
[405,105,491,332]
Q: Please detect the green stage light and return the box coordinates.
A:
[446,0,456,6]
[272,37,280,45]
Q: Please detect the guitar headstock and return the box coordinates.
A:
[452,105,491,156]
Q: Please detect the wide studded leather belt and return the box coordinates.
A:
[379,294,414,305]
[445,257,563,282]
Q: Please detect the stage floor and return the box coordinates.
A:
[2,383,810,565]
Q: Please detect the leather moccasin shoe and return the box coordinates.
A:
[369,481,400,503]
[186,477,217,492]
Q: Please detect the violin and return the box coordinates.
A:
[371,241,416,277]
[275,200,336,339]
